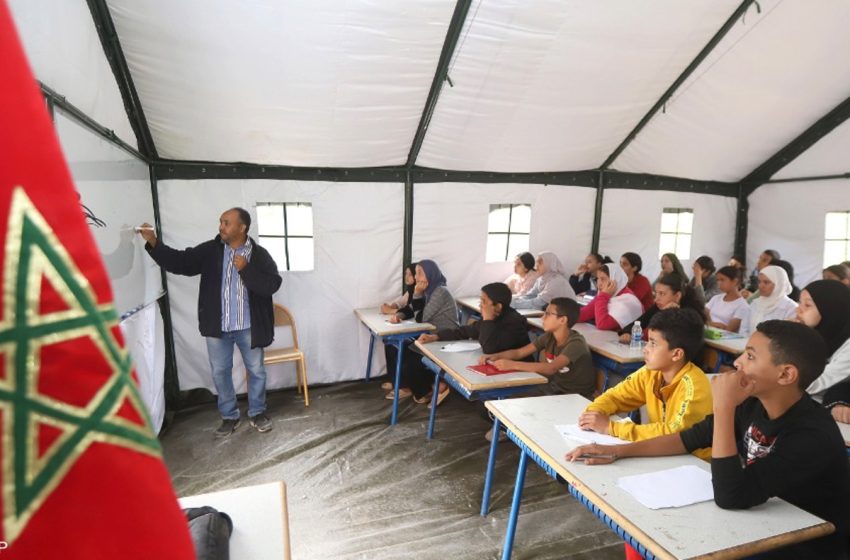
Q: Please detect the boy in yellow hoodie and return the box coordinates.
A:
[578,307,713,460]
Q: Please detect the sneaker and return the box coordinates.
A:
[249,413,272,433]
[484,427,508,443]
[214,418,241,438]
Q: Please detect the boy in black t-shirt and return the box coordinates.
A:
[566,320,850,559]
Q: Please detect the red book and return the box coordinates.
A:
[467,363,520,376]
[0,3,194,557]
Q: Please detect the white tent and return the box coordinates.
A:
[10,0,850,412]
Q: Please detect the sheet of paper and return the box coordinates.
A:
[440,341,480,352]
[556,424,631,446]
[617,465,714,509]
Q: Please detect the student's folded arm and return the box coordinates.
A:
[590,293,622,331]
[578,300,595,323]
[586,370,647,418]
[436,323,477,342]
[610,399,708,441]
[477,320,526,354]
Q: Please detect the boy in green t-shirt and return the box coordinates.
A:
[481,297,595,399]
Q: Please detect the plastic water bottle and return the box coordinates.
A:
[630,321,642,350]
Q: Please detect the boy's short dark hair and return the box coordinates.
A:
[756,320,828,390]
[647,308,704,363]
[550,297,580,328]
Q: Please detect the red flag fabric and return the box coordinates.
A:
[0,2,195,558]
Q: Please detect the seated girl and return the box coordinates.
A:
[569,252,606,295]
[705,265,749,333]
[657,252,689,283]
[578,263,643,331]
[743,249,780,298]
[389,260,459,405]
[740,265,797,334]
[381,263,417,316]
[620,252,653,311]
[690,255,720,303]
[619,273,705,342]
[513,251,575,309]
[504,252,540,296]
[823,263,850,287]
[798,280,850,400]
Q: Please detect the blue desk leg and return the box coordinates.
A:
[365,332,376,381]
[480,416,501,516]
[501,450,529,560]
[426,370,443,439]
[390,339,404,426]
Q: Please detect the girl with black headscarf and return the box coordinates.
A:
[798,280,850,399]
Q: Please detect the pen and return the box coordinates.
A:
[578,453,617,460]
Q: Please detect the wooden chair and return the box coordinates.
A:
[263,304,309,406]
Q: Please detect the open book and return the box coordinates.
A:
[467,363,519,376]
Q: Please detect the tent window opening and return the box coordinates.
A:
[824,211,850,267]
[659,208,693,260]
[486,204,531,263]
[256,203,314,271]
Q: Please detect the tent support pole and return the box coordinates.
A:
[733,185,749,263]
[403,171,414,273]
[591,171,604,253]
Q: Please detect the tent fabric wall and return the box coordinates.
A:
[748,179,850,288]
[106,0,457,166]
[120,304,166,433]
[8,0,136,148]
[597,189,737,282]
[157,179,404,393]
[411,183,596,299]
[612,0,850,182]
[417,0,740,172]
[772,119,850,180]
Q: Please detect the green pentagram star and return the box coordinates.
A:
[0,187,162,544]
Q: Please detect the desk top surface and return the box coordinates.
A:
[456,296,544,317]
[355,307,436,336]
[528,320,645,364]
[703,331,748,354]
[486,395,833,560]
[415,340,547,391]
[179,481,290,560]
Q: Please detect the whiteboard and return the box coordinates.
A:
[54,110,163,316]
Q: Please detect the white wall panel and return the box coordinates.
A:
[748,179,850,289]
[9,0,136,148]
[412,183,596,299]
[598,189,737,282]
[158,180,404,394]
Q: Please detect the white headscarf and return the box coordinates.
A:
[603,263,643,327]
[749,265,793,327]
[537,252,566,277]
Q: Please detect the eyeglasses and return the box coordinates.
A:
[542,311,564,318]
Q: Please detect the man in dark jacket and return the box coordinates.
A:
[139,208,282,437]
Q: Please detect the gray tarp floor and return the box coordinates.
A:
[161,379,624,559]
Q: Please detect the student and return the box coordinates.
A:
[504,252,540,296]
[797,280,850,400]
[567,321,850,559]
[618,274,704,342]
[774,259,801,302]
[512,251,575,309]
[391,260,459,404]
[823,263,850,286]
[743,249,780,297]
[569,252,605,295]
[657,252,688,283]
[578,263,643,331]
[741,265,797,335]
[481,298,595,399]
[705,265,749,333]
[381,262,417,316]
[620,252,654,311]
[728,255,747,289]
[418,282,530,356]
[690,255,720,303]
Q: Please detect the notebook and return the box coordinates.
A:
[467,363,519,376]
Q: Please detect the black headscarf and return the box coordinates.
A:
[403,262,417,299]
[805,279,850,356]
[481,282,513,310]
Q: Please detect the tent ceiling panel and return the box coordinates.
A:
[612,0,850,182]
[772,118,850,180]
[415,0,741,172]
[105,0,456,166]
[8,0,136,147]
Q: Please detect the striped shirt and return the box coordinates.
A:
[221,238,252,332]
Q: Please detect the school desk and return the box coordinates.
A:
[456,296,543,324]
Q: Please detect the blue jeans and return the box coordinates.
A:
[206,329,266,419]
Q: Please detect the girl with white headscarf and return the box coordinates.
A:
[578,263,643,331]
[741,264,797,334]
[512,251,575,309]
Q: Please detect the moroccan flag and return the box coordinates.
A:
[0,2,195,558]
